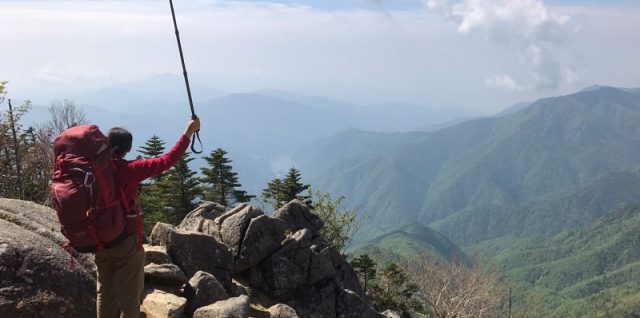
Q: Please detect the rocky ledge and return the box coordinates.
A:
[0,198,382,318]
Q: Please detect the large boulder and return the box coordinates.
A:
[273,200,323,236]
[286,282,336,318]
[234,215,288,273]
[166,228,234,288]
[193,295,250,318]
[141,289,187,318]
[144,263,187,286]
[307,245,336,285]
[178,201,226,236]
[150,222,175,246]
[336,289,384,318]
[250,229,312,293]
[268,303,300,318]
[286,283,383,318]
[144,244,172,265]
[323,239,365,298]
[0,199,96,318]
[217,205,263,257]
[237,202,377,317]
[185,271,229,316]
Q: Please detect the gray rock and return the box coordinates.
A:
[273,200,323,236]
[166,228,234,290]
[287,282,336,318]
[144,263,187,286]
[234,215,288,273]
[0,199,97,276]
[268,303,299,318]
[326,244,366,298]
[149,222,175,246]
[141,289,187,318]
[193,295,250,318]
[230,280,250,297]
[144,282,183,297]
[185,271,229,315]
[336,289,384,318]
[178,201,226,236]
[308,246,336,285]
[252,229,312,292]
[214,204,248,226]
[0,199,96,318]
[218,205,263,257]
[144,244,172,265]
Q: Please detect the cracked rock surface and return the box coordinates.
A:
[0,199,96,318]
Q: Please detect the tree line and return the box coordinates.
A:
[0,82,82,202]
[135,137,318,235]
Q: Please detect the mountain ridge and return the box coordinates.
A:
[296,86,640,243]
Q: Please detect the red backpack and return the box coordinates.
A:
[50,125,127,253]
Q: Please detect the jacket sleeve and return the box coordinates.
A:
[127,134,191,184]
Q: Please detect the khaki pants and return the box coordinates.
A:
[95,235,145,318]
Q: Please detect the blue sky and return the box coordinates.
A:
[1,0,639,114]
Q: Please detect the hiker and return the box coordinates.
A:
[95,117,200,318]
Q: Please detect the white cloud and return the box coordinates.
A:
[36,63,113,85]
[426,0,577,91]
[484,74,525,91]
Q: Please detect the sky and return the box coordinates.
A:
[1,0,639,114]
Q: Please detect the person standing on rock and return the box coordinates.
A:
[95,118,201,318]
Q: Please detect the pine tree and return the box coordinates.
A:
[370,262,423,315]
[137,136,167,171]
[157,153,202,224]
[351,254,377,293]
[138,135,169,234]
[138,135,166,158]
[200,148,254,207]
[262,167,311,209]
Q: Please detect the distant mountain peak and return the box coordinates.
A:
[579,84,640,95]
[579,84,606,92]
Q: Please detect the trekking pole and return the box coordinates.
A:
[169,0,203,154]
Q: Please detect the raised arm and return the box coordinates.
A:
[127,118,200,183]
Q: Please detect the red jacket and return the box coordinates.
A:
[113,134,191,238]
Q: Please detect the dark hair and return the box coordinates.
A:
[108,127,132,158]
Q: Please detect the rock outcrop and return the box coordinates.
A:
[2,198,382,317]
[170,200,381,318]
[0,199,96,318]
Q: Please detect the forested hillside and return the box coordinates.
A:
[297,86,640,244]
[491,205,640,317]
[349,223,468,263]
[295,86,640,316]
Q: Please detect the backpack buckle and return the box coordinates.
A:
[83,172,95,188]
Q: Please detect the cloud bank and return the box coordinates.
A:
[1,1,639,113]
[425,0,578,91]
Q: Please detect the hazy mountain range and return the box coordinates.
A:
[294,86,640,243]
[22,74,467,193]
